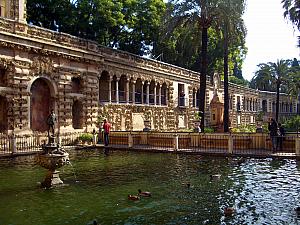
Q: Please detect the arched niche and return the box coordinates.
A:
[99,71,110,102]
[0,96,8,132]
[72,100,83,129]
[30,78,55,132]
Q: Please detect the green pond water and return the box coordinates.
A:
[0,149,300,225]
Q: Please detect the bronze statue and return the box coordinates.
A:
[47,109,56,137]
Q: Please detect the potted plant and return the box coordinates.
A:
[78,133,93,145]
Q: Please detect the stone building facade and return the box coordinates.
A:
[0,0,299,134]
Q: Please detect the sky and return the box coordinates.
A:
[242,0,300,81]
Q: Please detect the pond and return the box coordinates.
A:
[0,150,300,225]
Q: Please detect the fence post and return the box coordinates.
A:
[296,137,300,156]
[128,133,133,148]
[10,134,16,154]
[228,134,233,154]
[173,134,179,151]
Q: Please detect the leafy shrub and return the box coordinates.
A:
[231,124,256,133]
[204,127,214,133]
[79,133,93,142]
[284,115,300,132]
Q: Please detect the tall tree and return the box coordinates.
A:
[27,0,166,55]
[217,0,246,132]
[282,0,300,47]
[253,60,291,121]
[160,0,229,131]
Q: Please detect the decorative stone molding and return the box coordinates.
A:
[30,56,55,76]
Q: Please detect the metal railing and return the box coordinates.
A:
[0,132,85,155]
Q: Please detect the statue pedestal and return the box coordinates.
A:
[36,153,69,188]
[41,170,63,188]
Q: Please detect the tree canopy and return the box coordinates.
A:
[282,0,300,47]
[27,0,166,55]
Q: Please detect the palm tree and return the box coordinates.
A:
[282,0,300,47]
[164,0,244,131]
[254,60,291,121]
[217,0,246,132]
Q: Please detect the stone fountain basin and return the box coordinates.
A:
[36,153,70,171]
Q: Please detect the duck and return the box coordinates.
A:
[181,182,191,188]
[210,174,221,181]
[138,189,151,197]
[224,207,235,216]
[295,206,300,214]
[128,194,140,201]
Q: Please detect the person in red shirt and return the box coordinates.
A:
[102,119,111,146]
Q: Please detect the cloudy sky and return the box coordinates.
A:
[242,0,300,81]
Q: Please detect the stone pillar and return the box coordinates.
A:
[173,134,179,151]
[116,78,119,103]
[296,137,300,156]
[108,77,112,103]
[132,81,135,104]
[228,134,233,154]
[146,82,150,105]
[154,85,157,105]
[194,91,197,107]
[128,133,133,148]
[159,85,162,105]
[141,81,144,104]
[126,79,130,104]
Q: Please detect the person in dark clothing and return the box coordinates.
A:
[277,123,285,151]
[268,118,278,152]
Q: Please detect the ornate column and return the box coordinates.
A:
[141,81,144,104]
[194,91,197,107]
[116,78,119,103]
[146,82,150,105]
[132,81,135,104]
[154,84,157,105]
[158,85,162,105]
[108,76,112,103]
[126,78,130,104]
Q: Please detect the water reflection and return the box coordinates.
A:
[0,151,299,225]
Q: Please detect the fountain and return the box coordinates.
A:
[36,110,70,188]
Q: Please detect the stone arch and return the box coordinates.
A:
[99,70,110,102]
[262,100,267,112]
[119,75,127,103]
[72,100,84,129]
[111,75,118,102]
[149,80,156,105]
[161,82,168,105]
[135,78,143,104]
[156,83,160,104]
[29,77,56,132]
[143,80,149,104]
[0,95,8,132]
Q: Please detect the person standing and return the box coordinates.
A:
[102,119,111,146]
[277,123,285,151]
[268,118,278,152]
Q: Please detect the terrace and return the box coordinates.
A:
[1,132,299,159]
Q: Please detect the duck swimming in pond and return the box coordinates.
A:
[138,189,151,197]
[128,194,140,201]
[295,207,300,214]
[224,207,235,216]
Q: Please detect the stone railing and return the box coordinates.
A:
[0,17,98,53]
[0,17,201,82]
